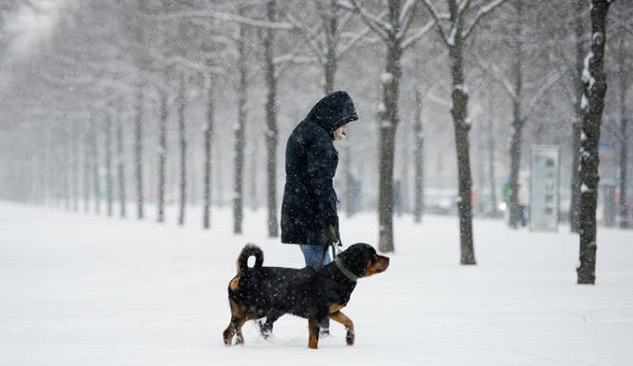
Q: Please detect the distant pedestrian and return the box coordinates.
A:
[518,181,529,227]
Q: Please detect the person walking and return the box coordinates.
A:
[262,91,357,337]
[281,90,358,266]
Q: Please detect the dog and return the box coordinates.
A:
[222,243,390,349]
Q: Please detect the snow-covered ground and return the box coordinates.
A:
[1,201,632,366]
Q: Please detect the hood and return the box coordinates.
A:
[305,91,358,135]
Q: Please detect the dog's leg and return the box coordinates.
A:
[259,311,282,339]
[308,317,320,349]
[223,316,248,346]
[223,321,235,346]
[329,311,355,346]
[224,300,248,346]
[233,317,247,345]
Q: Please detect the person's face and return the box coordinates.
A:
[333,124,349,141]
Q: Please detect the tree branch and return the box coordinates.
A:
[339,26,372,55]
[402,19,436,49]
[418,0,450,46]
[475,57,517,99]
[338,0,390,40]
[463,0,510,40]
[145,9,294,30]
[522,70,564,122]
[285,13,327,64]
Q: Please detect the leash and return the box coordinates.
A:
[318,226,356,282]
[319,225,341,267]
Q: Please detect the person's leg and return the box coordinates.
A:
[299,245,331,335]
[299,245,331,268]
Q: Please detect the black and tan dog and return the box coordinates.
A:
[223,243,389,349]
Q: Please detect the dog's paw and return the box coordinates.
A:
[345,330,355,346]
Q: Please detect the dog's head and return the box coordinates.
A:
[338,243,390,278]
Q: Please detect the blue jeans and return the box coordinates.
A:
[299,245,331,268]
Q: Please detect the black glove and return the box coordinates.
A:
[322,223,341,247]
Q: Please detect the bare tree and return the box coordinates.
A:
[285,0,369,95]
[83,119,92,213]
[116,100,127,218]
[207,6,257,234]
[157,87,168,223]
[421,0,509,264]
[485,94,497,217]
[577,0,613,285]
[568,0,587,233]
[264,0,279,238]
[479,1,563,229]
[413,89,424,223]
[105,109,114,217]
[614,36,630,229]
[134,83,145,220]
[233,22,248,234]
[203,75,214,229]
[91,114,101,216]
[71,120,80,212]
[177,71,187,226]
[343,0,435,252]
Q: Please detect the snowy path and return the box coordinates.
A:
[1,201,632,365]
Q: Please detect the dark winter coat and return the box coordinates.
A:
[281,91,358,246]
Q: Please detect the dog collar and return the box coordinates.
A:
[335,257,358,282]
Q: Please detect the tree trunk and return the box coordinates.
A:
[569,0,586,233]
[83,121,91,213]
[92,116,101,216]
[157,90,168,223]
[619,117,629,229]
[134,84,144,220]
[71,121,80,212]
[400,115,410,216]
[105,111,114,217]
[320,0,338,95]
[344,145,353,217]
[413,89,424,223]
[249,143,259,211]
[486,101,498,217]
[264,0,279,238]
[508,118,523,228]
[508,1,524,229]
[63,126,71,210]
[377,39,401,253]
[617,38,629,229]
[378,125,396,252]
[570,122,582,231]
[233,22,248,235]
[116,104,126,218]
[449,25,476,265]
[203,76,214,229]
[178,72,187,226]
[577,0,611,285]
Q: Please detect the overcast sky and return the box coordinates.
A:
[0,0,72,93]
[6,0,68,59]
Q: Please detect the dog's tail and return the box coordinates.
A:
[237,243,264,274]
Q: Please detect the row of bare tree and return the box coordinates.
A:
[0,1,631,285]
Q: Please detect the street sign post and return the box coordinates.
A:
[530,146,561,232]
